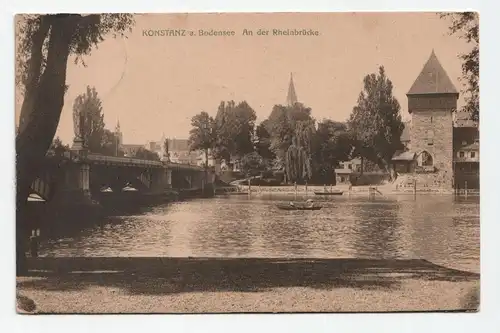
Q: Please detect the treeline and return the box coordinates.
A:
[188,66,404,184]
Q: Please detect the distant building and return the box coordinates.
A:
[335,158,362,185]
[453,112,480,189]
[143,136,216,167]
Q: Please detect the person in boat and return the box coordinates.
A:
[289,201,295,207]
[306,199,314,208]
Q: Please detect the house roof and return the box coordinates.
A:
[392,151,416,161]
[340,158,361,165]
[455,119,478,128]
[335,169,352,174]
[459,142,479,151]
[407,50,458,95]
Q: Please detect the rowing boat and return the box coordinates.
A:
[276,204,322,211]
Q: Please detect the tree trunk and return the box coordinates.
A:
[18,16,51,135]
[16,15,79,275]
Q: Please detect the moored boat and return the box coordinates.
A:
[314,190,343,196]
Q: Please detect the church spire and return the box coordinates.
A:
[286,72,298,106]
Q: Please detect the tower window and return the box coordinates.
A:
[459,151,465,158]
[471,152,476,158]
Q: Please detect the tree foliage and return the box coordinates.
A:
[285,136,313,183]
[240,152,267,177]
[254,120,275,160]
[71,86,124,156]
[188,111,216,166]
[440,12,479,121]
[214,100,256,161]
[266,103,313,162]
[72,86,105,152]
[313,120,353,183]
[347,66,404,176]
[100,129,124,157]
[47,136,70,157]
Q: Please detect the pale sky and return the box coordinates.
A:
[15,12,471,145]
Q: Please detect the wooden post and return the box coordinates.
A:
[248,176,251,195]
[413,179,417,198]
[305,181,308,196]
[465,181,468,198]
[323,184,327,193]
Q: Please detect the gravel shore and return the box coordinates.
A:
[17,257,479,313]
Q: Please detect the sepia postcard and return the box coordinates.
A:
[15,12,479,314]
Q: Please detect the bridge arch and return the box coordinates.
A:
[29,175,54,201]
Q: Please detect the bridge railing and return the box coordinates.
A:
[46,151,205,171]
[88,154,164,167]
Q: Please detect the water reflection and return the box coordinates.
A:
[40,194,480,273]
[351,199,403,259]
[189,198,255,257]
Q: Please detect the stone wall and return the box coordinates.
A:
[409,95,456,189]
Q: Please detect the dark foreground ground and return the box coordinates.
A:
[17,257,479,313]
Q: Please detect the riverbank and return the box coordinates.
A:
[233,184,478,196]
[17,257,479,313]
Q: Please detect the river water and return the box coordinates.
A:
[40,194,480,273]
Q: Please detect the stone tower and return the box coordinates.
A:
[407,50,459,189]
[286,73,298,106]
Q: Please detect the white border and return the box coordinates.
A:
[1,1,498,333]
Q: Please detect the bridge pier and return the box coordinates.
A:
[53,140,94,205]
[147,168,173,194]
[55,162,93,205]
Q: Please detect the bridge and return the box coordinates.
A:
[29,149,214,205]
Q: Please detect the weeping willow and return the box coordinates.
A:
[285,136,312,183]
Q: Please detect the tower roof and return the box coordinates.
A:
[286,73,298,106]
[407,50,458,95]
